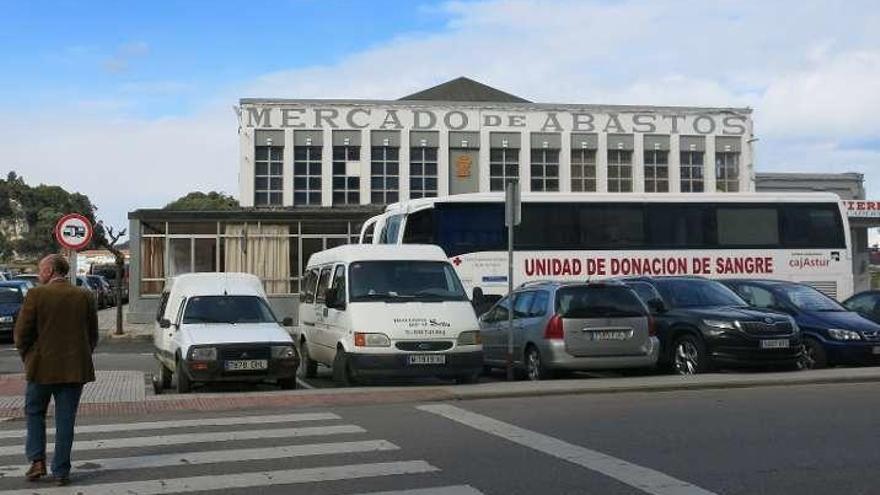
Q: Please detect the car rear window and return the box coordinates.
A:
[555,286,646,318]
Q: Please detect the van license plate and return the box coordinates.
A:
[225,360,268,371]
[408,354,446,365]
[760,339,789,349]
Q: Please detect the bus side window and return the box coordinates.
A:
[379,215,404,244]
[362,222,375,244]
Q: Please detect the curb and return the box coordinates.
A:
[98,331,153,343]
[1,368,878,420]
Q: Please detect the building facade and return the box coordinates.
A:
[238,78,755,208]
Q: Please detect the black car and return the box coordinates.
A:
[842,290,880,324]
[622,277,803,374]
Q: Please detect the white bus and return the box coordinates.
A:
[359,193,853,308]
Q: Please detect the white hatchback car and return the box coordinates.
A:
[153,273,298,393]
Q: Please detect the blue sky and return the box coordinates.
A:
[2,0,879,243]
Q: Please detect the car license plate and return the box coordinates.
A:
[408,354,446,365]
[760,339,790,349]
[589,330,631,341]
[224,360,268,371]
[873,346,880,355]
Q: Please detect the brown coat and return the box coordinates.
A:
[13,279,98,384]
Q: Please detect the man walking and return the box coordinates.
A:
[13,254,98,486]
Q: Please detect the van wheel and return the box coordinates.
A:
[672,334,709,375]
[332,349,356,387]
[175,359,192,394]
[299,340,318,379]
[801,338,828,369]
[157,361,173,389]
[278,377,297,390]
[525,346,553,381]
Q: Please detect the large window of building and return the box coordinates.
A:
[410,146,438,198]
[530,148,560,192]
[490,148,519,191]
[607,149,633,192]
[680,150,704,193]
[371,146,399,204]
[716,151,740,192]
[254,146,283,206]
[332,145,360,204]
[644,149,669,193]
[293,146,322,205]
[571,148,597,192]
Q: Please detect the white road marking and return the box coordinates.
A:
[418,404,718,495]
[0,424,365,456]
[0,412,340,439]
[0,461,438,495]
[354,486,485,495]
[0,440,399,477]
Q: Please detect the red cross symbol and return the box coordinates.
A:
[452,257,462,266]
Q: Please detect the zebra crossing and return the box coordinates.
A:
[0,412,483,494]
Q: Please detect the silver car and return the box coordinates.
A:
[479,281,660,380]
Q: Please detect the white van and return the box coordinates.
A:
[153,273,299,393]
[295,244,483,386]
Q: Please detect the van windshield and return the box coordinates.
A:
[349,261,468,303]
[182,296,277,324]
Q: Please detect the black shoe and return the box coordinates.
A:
[54,475,70,486]
[25,460,46,482]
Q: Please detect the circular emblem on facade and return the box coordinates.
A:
[455,154,473,178]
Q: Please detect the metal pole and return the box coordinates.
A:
[505,182,516,381]
[67,249,77,285]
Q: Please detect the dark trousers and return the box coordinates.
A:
[25,382,84,477]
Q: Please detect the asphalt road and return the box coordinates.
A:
[0,381,876,494]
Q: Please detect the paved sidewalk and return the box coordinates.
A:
[98,305,152,341]
[0,371,146,410]
[0,366,878,421]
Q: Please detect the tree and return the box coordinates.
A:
[94,221,127,336]
[164,191,239,210]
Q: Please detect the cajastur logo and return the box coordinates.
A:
[789,253,833,270]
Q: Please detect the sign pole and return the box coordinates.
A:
[68,249,77,284]
[505,180,521,381]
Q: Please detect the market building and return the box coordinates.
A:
[127,77,874,324]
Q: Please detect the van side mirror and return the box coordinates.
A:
[159,318,172,329]
[647,299,667,314]
[281,317,294,327]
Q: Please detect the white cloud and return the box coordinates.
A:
[5,0,880,234]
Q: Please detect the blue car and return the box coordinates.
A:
[721,280,880,369]
[0,281,30,342]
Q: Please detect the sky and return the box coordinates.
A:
[2,0,879,243]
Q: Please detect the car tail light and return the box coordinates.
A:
[543,315,564,340]
[647,314,656,337]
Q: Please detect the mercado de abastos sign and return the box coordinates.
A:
[241,105,750,136]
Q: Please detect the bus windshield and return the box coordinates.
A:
[349,261,468,303]
[183,296,277,324]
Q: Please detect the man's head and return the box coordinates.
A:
[38,254,70,284]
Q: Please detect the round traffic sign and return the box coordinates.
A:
[54,213,94,251]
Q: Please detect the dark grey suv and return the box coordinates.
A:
[479,281,660,380]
